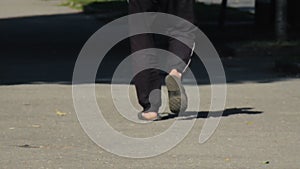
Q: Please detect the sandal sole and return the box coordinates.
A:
[165,75,188,114]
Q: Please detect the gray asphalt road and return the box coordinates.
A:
[0,80,299,169]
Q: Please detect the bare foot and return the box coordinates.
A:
[141,112,158,120]
[169,69,182,78]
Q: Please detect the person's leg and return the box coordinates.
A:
[129,0,162,120]
[164,0,195,73]
[160,0,196,114]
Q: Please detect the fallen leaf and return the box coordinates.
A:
[56,110,67,116]
[18,144,30,148]
[246,121,254,125]
[18,144,40,148]
[31,124,41,128]
[263,161,270,164]
[225,158,230,162]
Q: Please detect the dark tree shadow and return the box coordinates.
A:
[0,1,298,85]
[159,107,263,120]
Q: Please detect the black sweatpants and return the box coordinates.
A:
[129,0,195,112]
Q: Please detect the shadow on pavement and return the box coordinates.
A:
[160,107,263,120]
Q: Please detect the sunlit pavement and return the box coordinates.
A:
[0,80,300,168]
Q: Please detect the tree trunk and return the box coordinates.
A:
[218,0,228,28]
[275,0,288,41]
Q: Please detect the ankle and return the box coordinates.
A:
[169,69,182,78]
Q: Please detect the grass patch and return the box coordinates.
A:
[62,0,125,10]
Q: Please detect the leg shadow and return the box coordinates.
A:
[160,107,263,120]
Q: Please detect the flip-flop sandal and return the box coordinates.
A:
[137,112,161,121]
[165,75,188,114]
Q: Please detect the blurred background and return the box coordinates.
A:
[0,0,299,85]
